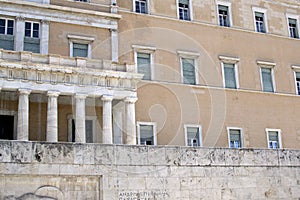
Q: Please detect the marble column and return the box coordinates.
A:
[101,95,113,144]
[15,16,25,51]
[40,20,49,54]
[75,94,87,143]
[124,96,138,145]
[17,89,31,141]
[46,91,60,142]
[110,26,118,62]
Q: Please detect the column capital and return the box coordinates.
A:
[18,89,31,95]
[47,91,60,97]
[124,96,138,104]
[16,16,25,21]
[74,93,88,99]
[101,94,114,102]
[41,19,50,25]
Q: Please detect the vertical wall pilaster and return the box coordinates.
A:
[15,17,25,51]
[40,20,49,55]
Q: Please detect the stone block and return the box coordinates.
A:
[279,149,300,166]
[33,143,74,164]
[115,145,148,166]
[210,148,226,166]
[74,143,95,165]
[239,149,267,166]
[178,147,211,166]
[225,148,242,166]
[165,146,181,166]
[127,178,146,190]
[94,144,115,165]
[0,141,11,162]
[11,141,32,163]
[147,146,166,166]
[145,177,167,190]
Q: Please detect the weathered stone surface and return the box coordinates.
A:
[0,141,299,199]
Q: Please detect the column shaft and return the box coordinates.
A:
[40,20,49,54]
[15,17,25,51]
[75,94,87,143]
[46,91,60,142]
[102,95,113,144]
[17,89,31,141]
[124,97,138,145]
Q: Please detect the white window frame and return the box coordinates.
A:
[24,21,40,38]
[132,45,156,80]
[178,50,199,85]
[227,127,243,148]
[176,0,193,21]
[286,13,300,39]
[67,114,97,143]
[292,65,300,95]
[258,61,276,93]
[219,56,240,89]
[216,1,232,27]
[133,0,150,14]
[266,128,282,149]
[184,124,202,147]
[137,121,157,145]
[0,18,15,35]
[67,34,94,58]
[252,7,268,33]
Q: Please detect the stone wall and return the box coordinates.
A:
[0,141,299,199]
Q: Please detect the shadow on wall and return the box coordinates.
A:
[4,185,64,200]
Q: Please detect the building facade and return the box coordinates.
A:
[0,0,299,149]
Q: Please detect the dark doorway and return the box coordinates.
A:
[0,115,14,140]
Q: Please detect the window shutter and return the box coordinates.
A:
[224,63,236,89]
[187,127,200,146]
[24,37,40,53]
[73,43,88,57]
[288,18,297,26]
[0,35,14,50]
[268,131,278,141]
[261,68,274,92]
[230,130,241,141]
[137,53,151,80]
[296,72,300,80]
[140,125,154,145]
[179,0,189,5]
[255,12,264,18]
[182,58,196,85]
[218,5,228,12]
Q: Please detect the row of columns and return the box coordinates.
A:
[16,89,138,144]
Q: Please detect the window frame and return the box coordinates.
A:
[258,61,276,93]
[177,0,193,21]
[24,21,40,38]
[266,128,282,149]
[184,124,202,147]
[133,0,149,14]
[137,121,157,145]
[227,127,243,148]
[0,18,15,35]
[292,65,300,95]
[219,56,240,89]
[67,34,94,59]
[133,45,156,80]
[178,50,199,85]
[252,7,268,33]
[286,14,299,39]
[216,1,232,27]
[67,114,97,143]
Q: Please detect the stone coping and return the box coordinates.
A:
[0,140,299,167]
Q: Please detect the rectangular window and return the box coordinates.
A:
[296,72,300,95]
[255,12,266,33]
[223,63,237,89]
[288,18,299,38]
[137,52,151,80]
[267,129,281,149]
[137,122,156,145]
[0,18,14,50]
[178,0,190,21]
[73,43,88,58]
[68,116,96,143]
[261,67,274,92]
[218,5,230,27]
[228,128,242,148]
[182,58,196,85]
[185,125,201,147]
[24,22,40,53]
[135,0,148,14]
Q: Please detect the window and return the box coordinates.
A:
[228,128,242,148]
[295,72,300,95]
[178,0,191,21]
[184,125,202,147]
[266,129,281,149]
[136,53,151,80]
[182,58,196,85]
[133,45,156,80]
[75,0,88,2]
[261,67,274,92]
[252,7,268,33]
[0,18,14,50]
[218,4,230,27]
[68,35,94,58]
[24,21,40,53]
[134,0,148,14]
[223,63,238,89]
[137,122,157,145]
[288,17,299,38]
[68,115,97,143]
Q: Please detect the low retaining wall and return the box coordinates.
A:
[0,141,299,199]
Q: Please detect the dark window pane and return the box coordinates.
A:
[25,22,31,37]
[0,19,5,34]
